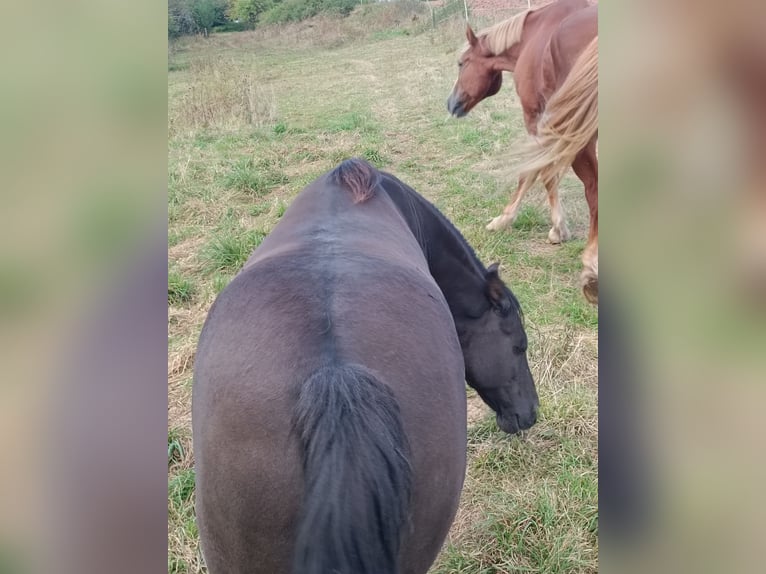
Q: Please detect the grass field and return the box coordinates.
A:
[168,5,598,573]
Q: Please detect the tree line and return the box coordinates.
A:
[168,0,360,38]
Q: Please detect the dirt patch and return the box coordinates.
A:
[466,392,491,425]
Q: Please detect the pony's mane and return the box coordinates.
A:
[327,161,524,316]
[380,172,523,316]
[421,192,524,315]
[462,9,532,57]
[328,157,380,203]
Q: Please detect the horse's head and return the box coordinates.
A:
[447,25,503,118]
[454,263,538,434]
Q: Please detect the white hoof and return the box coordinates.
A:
[548,224,571,244]
[487,215,512,231]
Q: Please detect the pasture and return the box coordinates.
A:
[168,4,598,573]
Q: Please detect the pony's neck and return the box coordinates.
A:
[380,174,487,317]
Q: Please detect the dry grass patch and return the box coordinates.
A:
[169,58,278,136]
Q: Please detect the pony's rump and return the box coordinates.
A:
[292,363,412,574]
[329,157,381,203]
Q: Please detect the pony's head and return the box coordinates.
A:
[447,25,503,118]
[454,263,538,434]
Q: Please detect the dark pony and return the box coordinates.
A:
[193,158,537,574]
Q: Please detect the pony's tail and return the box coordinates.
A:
[329,157,382,204]
[515,35,598,190]
[292,363,412,574]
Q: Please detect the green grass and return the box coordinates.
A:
[168,61,189,73]
[324,111,379,134]
[169,469,196,512]
[168,427,188,466]
[212,273,233,294]
[200,228,266,274]
[362,147,388,166]
[514,205,549,231]
[168,270,195,306]
[222,157,289,196]
[248,202,270,216]
[273,120,288,134]
[168,7,597,573]
[372,28,411,41]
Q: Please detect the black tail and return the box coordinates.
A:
[292,363,412,574]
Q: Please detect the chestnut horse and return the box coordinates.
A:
[193,159,538,573]
[447,0,598,304]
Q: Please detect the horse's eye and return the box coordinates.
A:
[458,61,463,68]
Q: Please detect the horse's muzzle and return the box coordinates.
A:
[497,408,537,435]
[447,93,467,118]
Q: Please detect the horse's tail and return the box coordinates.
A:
[292,363,412,574]
[329,157,382,204]
[515,35,598,189]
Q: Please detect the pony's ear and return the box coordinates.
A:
[466,25,478,47]
[485,263,511,314]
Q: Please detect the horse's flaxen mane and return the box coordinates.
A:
[515,35,598,187]
[329,157,380,204]
[480,8,532,56]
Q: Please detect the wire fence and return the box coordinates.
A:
[424,0,539,31]
[426,0,469,29]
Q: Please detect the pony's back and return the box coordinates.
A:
[194,159,467,574]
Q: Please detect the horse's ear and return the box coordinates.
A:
[485,263,511,314]
[466,24,478,47]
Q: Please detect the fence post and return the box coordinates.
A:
[464,0,469,21]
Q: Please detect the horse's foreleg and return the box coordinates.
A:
[581,231,598,304]
[487,176,530,231]
[544,174,571,244]
[572,142,598,304]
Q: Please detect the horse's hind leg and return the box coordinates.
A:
[572,140,598,304]
[487,176,530,231]
[544,174,571,244]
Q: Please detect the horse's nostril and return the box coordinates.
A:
[514,409,537,431]
[447,95,466,117]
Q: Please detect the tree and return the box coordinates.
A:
[192,0,229,37]
[168,0,196,38]
[231,0,274,26]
